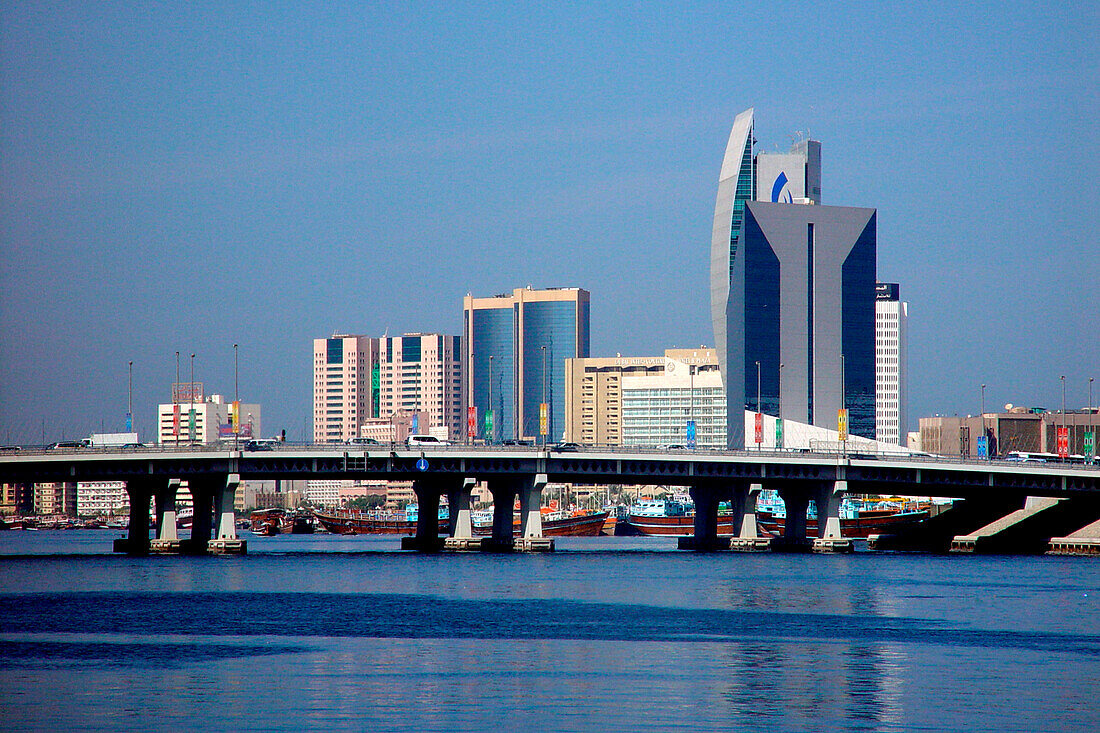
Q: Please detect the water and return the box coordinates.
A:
[1,532,1098,732]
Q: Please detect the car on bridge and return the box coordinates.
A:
[552,441,580,452]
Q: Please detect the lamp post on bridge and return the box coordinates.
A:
[233,344,239,451]
[541,345,547,448]
[981,383,986,460]
[1061,375,1066,460]
[127,360,133,435]
[190,353,195,447]
[755,360,762,452]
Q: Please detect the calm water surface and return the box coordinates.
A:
[1,531,1098,732]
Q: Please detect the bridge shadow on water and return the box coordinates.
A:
[2,591,1097,659]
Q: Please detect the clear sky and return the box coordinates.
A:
[1,1,1097,444]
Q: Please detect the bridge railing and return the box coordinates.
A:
[4,441,1098,472]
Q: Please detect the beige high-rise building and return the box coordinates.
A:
[378,334,462,440]
[313,334,380,443]
[565,349,724,448]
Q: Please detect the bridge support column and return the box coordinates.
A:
[519,473,547,538]
[447,478,476,538]
[480,478,520,552]
[774,484,813,553]
[680,485,725,551]
[187,480,214,555]
[515,473,552,551]
[151,479,182,554]
[812,480,853,553]
[443,478,480,551]
[115,478,154,556]
[209,474,246,555]
[401,478,445,552]
[730,482,771,551]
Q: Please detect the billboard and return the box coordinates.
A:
[172,382,204,403]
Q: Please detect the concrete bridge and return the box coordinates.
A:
[2,444,1099,555]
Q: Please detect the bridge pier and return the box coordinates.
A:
[115,478,154,556]
[442,478,483,550]
[209,474,246,555]
[401,478,447,552]
[677,484,728,551]
[774,484,813,553]
[730,482,771,551]
[150,478,182,554]
[186,479,214,555]
[812,480,853,553]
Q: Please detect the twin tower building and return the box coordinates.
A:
[314,108,905,449]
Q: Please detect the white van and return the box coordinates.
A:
[407,435,450,447]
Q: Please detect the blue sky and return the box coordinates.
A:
[2,1,1097,443]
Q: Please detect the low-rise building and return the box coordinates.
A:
[919,407,1100,458]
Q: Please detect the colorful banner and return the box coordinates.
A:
[467,406,477,438]
[838,409,849,442]
[1057,427,1069,458]
[775,418,784,449]
[1084,431,1095,460]
[539,403,548,436]
[484,409,494,441]
[754,412,763,445]
[172,405,180,436]
[188,409,196,441]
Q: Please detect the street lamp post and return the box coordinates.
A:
[981,383,986,459]
[841,353,846,458]
[541,345,547,447]
[127,360,133,434]
[190,354,196,446]
[234,344,239,451]
[755,360,762,451]
[1061,375,1066,459]
[175,351,180,447]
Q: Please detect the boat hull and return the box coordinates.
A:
[627,509,930,538]
[473,512,609,538]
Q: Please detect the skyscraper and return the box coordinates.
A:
[312,334,379,443]
[378,333,462,440]
[875,283,908,446]
[755,137,821,204]
[463,287,590,443]
[710,108,756,448]
[712,110,877,447]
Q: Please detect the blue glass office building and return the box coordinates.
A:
[711,109,877,446]
[464,288,590,443]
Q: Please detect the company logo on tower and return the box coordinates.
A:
[770,171,793,204]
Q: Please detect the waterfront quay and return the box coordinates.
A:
[3,443,1099,557]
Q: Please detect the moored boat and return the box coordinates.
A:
[472,509,609,537]
[312,505,447,535]
[625,494,931,538]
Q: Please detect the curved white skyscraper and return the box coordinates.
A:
[710,108,755,449]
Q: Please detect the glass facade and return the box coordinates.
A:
[402,335,421,363]
[842,214,877,439]
[742,208,781,416]
[729,131,756,273]
[326,338,343,364]
[623,386,727,449]
[521,301,580,441]
[470,308,514,442]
